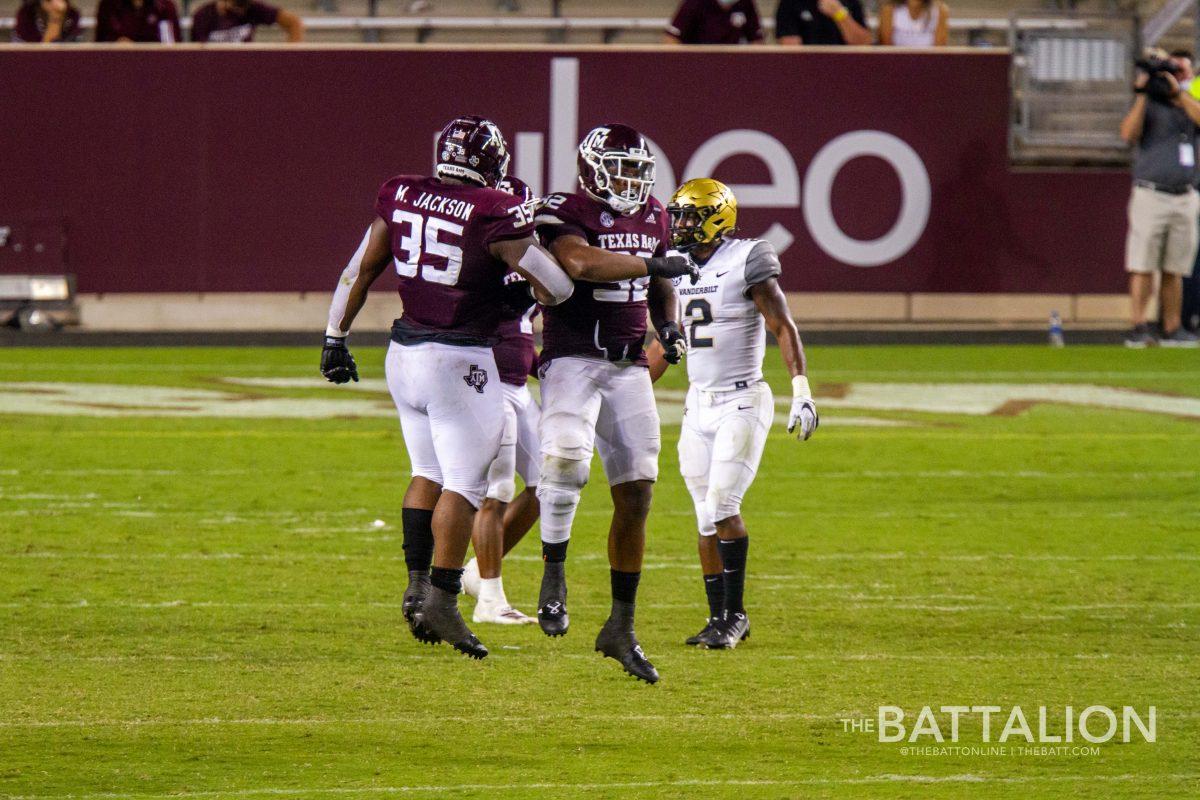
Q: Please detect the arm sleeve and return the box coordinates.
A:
[326,225,372,337]
[775,0,799,38]
[666,0,695,39]
[742,240,782,297]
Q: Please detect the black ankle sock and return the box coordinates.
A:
[703,573,724,619]
[610,569,641,605]
[542,539,569,563]
[429,566,463,595]
[401,508,434,573]
[717,536,749,614]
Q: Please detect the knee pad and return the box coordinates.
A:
[541,414,592,462]
[539,454,590,491]
[535,480,583,545]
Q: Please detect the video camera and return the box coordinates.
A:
[1135,56,1183,103]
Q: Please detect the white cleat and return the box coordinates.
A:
[462,558,482,599]
[472,599,537,625]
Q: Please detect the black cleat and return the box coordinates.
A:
[685,617,721,647]
[412,586,489,659]
[705,611,750,650]
[403,571,439,645]
[595,616,659,684]
[538,561,569,637]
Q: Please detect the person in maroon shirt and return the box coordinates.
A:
[190,0,303,43]
[93,0,180,42]
[532,123,697,684]
[319,116,577,661]
[12,0,81,42]
[664,0,764,44]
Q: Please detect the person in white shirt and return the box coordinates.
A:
[878,0,949,47]
[649,178,818,650]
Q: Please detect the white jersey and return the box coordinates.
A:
[677,237,782,392]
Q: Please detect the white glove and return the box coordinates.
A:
[787,375,819,441]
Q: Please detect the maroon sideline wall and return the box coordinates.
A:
[0,47,1129,294]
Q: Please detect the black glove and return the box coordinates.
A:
[645,255,699,284]
[499,278,537,319]
[658,322,687,365]
[321,335,358,384]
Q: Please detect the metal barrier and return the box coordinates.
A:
[0,13,1091,44]
[1011,14,1138,151]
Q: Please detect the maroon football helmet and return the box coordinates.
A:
[577,123,656,216]
[434,115,511,188]
[497,174,535,204]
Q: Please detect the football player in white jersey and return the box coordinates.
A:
[650,178,819,650]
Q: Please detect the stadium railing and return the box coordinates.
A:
[0,14,1091,44]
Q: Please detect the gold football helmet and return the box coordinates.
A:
[667,178,737,252]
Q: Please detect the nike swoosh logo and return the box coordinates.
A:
[716,271,729,277]
[737,405,752,410]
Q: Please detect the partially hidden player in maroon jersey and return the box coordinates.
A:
[531,123,697,684]
[319,116,576,660]
[463,174,548,626]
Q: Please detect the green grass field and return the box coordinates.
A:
[0,344,1197,799]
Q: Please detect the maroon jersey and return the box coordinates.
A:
[190,0,278,42]
[536,191,669,365]
[94,0,181,42]
[12,3,82,42]
[493,304,539,387]
[375,175,534,347]
[667,0,763,45]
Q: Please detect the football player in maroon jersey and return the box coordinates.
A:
[461,175,545,625]
[532,123,695,684]
[319,116,580,660]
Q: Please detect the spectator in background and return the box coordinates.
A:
[1172,49,1200,332]
[191,0,303,42]
[94,0,181,42]
[664,0,764,45]
[12,0,81,41]
[878,0,948,47]
[775,0,870,45]
[1119,53,1200,347]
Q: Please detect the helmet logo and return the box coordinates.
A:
[600,211,615,228]
[469,155,480,166]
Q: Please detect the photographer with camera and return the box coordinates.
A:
[1120,51,1200,347]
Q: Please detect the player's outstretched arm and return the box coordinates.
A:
[750,277,818,441]
[644,339,671,383]
[321,218,392,384]
[648,276,687,366]
[490,237,574,307]
[548,235,698,284]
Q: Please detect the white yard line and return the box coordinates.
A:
[4,773,1199,799]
